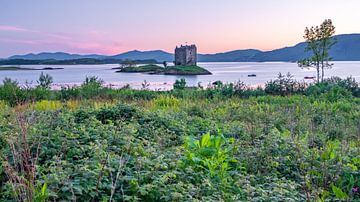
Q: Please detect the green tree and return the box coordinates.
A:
[299,19,336,83]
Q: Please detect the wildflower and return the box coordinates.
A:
[353,187,358,193]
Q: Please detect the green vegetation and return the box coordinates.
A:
[118,64,212,75]
[0,75,359,201]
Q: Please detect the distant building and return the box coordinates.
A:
[174,44,197,66]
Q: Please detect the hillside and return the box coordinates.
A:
[198,49,262,62]
[253,34,360,61]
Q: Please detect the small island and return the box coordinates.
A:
[117,64,211,75]
[116,44,212,75]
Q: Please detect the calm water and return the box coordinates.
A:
[0,62,359,90]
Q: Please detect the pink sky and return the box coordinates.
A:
[1,0,360,57]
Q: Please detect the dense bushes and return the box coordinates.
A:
[0,75,359,107]
[0,93,359,201]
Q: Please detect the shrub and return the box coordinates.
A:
[173,78,186,90]
[34,100,62,111]
[153,95,180,108]
[306,77,359,98]
[95,103,138,123]
[320,86,353,102]
[80,76,104,98]
[265,72,305,96]
[0,78,24,106]
[182,133,236,180]
[37,72,53,89]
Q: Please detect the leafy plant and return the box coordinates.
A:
[183,133,236,181]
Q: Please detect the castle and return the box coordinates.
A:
[174,44,197,66]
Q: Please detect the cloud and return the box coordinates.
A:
[0,38,40,45]
[0,25,31,32]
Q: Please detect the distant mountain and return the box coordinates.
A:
[0,58,158,66]
[7,34,360,62]
[9,52,104,60]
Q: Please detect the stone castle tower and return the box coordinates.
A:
[174,44,197,66]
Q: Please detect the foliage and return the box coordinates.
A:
[0,88,359,201]
[0,76,358,108]
[183,133,236,180]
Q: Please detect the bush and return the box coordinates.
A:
[265,72,305,96]
[153,95,181,108]
[307,77,360,97]
[173,78,186,90]
[34,100,62,111]
[0,78,24,106]
[80,76,104,98]
[37,72,53,89]
[95,103,138,123]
